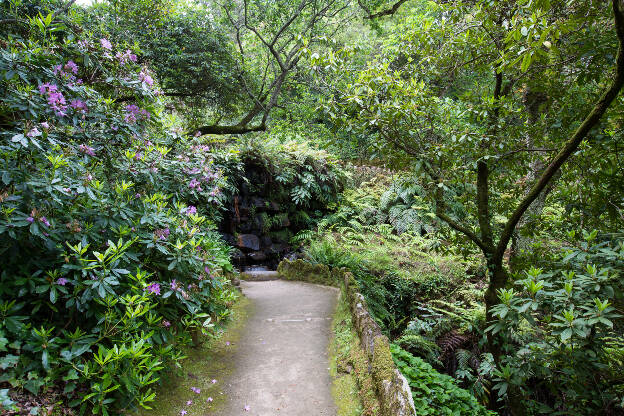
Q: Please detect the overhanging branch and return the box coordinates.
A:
[364,0,409,19]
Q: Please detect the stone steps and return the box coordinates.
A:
[239,270,279,281]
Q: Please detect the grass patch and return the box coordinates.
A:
[134,294,252,416]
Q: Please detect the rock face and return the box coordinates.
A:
[237,234,260,251]
[221,193,296,269]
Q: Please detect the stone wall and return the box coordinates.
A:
[276,259,416,416]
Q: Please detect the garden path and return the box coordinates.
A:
[213,279,339,416]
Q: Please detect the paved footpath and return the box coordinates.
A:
[213,279,339,416]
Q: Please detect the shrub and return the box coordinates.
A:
[0,15,235,414]
[487,231,624,414]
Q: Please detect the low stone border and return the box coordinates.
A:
[277,259,416,416]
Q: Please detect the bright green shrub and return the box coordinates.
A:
[487,231,624,414]
[390,344,494,416]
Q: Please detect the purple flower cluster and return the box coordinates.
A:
[100,38,112,51]
[124,104,150,124]
[53,61,81,86]
[40,216,50,227]
[188,178,202,191]
[139,69,154,86]
[145,283,161,295]
[162,320,171,328]
[39,83,67,117]
[27,127,41,138]
[203,171,220,182]
[77,39,89,50]
[154,227,170,241]
[78,144,96,156]
[185,205,197,215]
[71,99,88,113]
[116,49,137,66]
[64,61,78,75]
[56,277,68,286]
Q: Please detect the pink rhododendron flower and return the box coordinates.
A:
[56,278,68,286]
[64,61,78,74]
[71,99,87,113]
[185,205,197,215]
[26,216,34,223]
[188,178,202,191]
[38,83,57,94]
[41,122,50,129]
[145,283,161,295]
[162,320,171,327]
[39,84,67,116]
[139,70,153,86]
[116,49,137,65]
[78,144,96,156]
[40,216,50,227]
[100,38,112,50]
[27,127,41,138]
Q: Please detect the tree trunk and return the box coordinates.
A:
[484,259,526,416]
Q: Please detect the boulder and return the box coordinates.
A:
[237,234,260,251]
[261,235,272,248]
[248,251,267,262]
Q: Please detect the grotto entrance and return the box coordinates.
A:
[219,195,299,272]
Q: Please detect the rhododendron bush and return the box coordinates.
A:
[0,13,236,414]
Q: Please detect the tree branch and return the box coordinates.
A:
[364,0,409,19]
[195,123,266,135]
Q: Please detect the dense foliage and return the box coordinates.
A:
[2,0,624,415]
[0,7,237,414]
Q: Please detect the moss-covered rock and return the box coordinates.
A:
[277,258,334,285]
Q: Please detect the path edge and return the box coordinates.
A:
[276,259,417,416]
